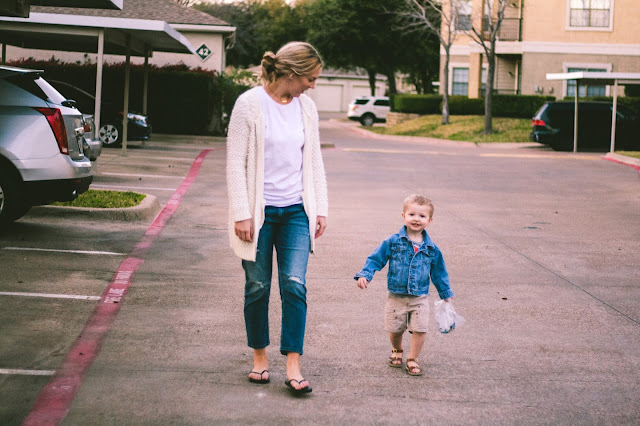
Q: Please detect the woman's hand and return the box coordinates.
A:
[315,216,327,239]
[234,219,254,242]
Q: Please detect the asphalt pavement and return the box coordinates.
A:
[2,118,639,424]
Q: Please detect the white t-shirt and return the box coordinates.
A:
[258,86,305,207]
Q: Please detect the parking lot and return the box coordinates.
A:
[1,122,639,424]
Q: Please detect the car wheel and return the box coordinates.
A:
[99,123,122,147]
[360,113,375,127]
[0,169,27,228]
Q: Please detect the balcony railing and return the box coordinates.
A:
[482,17,522,41]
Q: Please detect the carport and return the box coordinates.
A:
[546,72,640,153]
[0,11,196,153]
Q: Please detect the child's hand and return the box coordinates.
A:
[357,277,369,289]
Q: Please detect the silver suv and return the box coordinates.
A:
[0,66,93,228]
[347,95,390,126]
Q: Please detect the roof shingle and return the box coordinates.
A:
[32,0,230,26]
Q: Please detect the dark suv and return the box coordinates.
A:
[530,101,640,152]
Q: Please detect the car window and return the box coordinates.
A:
[354,99,369,105]
[373,99,390,106]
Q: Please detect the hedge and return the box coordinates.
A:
[392,93,556,118]
[8,59,250,135]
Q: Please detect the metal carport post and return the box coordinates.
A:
[546,72,640,153]
[0,12,196,154]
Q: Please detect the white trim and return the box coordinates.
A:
[170,23,236,33]
[521,41,640,56]
[0,368,55,376]
[446,44,472,56]
[565,0,614,32]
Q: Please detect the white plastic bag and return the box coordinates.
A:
[434,300,465,334]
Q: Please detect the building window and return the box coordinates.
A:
[567,67,607,97]
[569,0,612,28]
[452,68,469,95]
[454,0,472,31]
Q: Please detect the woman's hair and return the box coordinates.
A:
[261,41,324,84]
[403,194,434,217]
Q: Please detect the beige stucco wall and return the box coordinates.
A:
[523,0,640,44]
[522,52,640,97]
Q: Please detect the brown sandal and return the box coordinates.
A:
[405,358,423,376]
[388,349,403,367]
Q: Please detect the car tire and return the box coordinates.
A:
[360,113,375,127]
[0,168,28,228]
[99,123,122,147]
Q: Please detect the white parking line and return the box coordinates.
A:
[100,172,183,179]
[3,247,125,256]
[0,368,55,376]
[91,184,176,192]
[0,292,101,301]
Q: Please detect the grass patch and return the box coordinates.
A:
[52,190,146,208]
[616,151,640,159]
[369,114,532,143]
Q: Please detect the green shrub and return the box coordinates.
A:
[8,59,249,136]
[392,94,442,114]
[447,96,484,115]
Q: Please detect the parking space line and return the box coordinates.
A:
[0,369,55,376]
[0,292,101,301]
[23,147,220,426]
[2,247,125,256]
[99,172,184,179]
[91,184,176,192]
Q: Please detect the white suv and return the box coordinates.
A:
[347,95,390,126]
[0,66,93,228]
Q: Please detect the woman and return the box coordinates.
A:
[226,41,328,394]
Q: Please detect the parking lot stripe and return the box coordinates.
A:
[0,292,101,301]
[22,148,219,426]
[2,247,125,256]
[0,369,55,376]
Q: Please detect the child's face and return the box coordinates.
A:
[402,202,433,233]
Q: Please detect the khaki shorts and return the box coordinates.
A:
[384,293,429,333]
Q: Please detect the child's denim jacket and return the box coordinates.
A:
[354,226,454,299]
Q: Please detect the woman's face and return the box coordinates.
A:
[288,66,322,97]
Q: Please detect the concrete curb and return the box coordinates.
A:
[605,152,640,168]
[27,193,162,221]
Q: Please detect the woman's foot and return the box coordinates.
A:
[285,352,311,392]
[248,349,269,383]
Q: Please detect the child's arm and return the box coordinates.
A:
[354,239,391,289]
[430,247,454,300]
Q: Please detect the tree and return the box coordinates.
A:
[304,0,430,96]
[466,0,509,134]
[398,0,462,124]
[195,0,305,68]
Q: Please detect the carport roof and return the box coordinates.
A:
[32,0,123,9]
[0,12,196,56]
[546,71,640,85]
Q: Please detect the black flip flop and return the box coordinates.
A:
[248,369,270,384]
[285,378,312,394]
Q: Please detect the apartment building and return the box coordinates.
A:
[442,0,640,98]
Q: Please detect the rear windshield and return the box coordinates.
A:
[354,99,369,105]
[8,74,66,105]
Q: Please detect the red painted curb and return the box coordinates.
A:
[22,148,217,426]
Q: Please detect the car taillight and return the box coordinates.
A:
[532,119,546,127]
[33,107,69,155]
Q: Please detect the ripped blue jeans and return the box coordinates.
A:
[242,204,310,355]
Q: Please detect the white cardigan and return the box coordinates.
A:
[226,87,329,261]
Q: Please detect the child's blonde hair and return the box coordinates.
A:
[403,194,434,217]
[261,41,323,84]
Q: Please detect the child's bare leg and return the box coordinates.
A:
[388,332,404,366]
[407,331,426,374]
